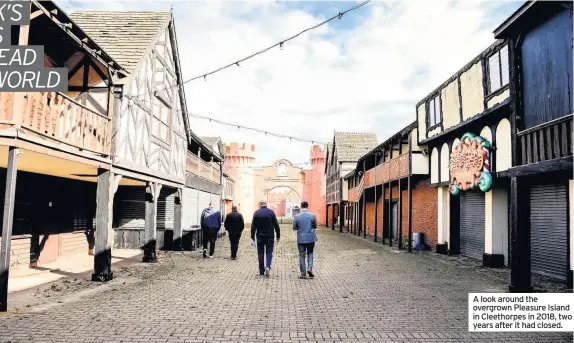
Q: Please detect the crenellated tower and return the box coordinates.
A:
[302,144,327,225]
[224,142,256,220]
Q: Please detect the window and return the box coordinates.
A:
[277,163,287,176]
[152,96,171,142]
[427,95,441,128]
[487,45,509,93]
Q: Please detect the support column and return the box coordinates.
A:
[92,169,121,282]
[436,186,450,254]
[0,147,18,312]
[388,182,393,247]
[339,201,344,232]
[569,180,573,288]
[484,185,508,268]
[173,188,183,251]
[374,185,378,242]
[325,205,329,227]
[331,205,335,230]
[143,182,162,263]
[407,176,412,252]
[509,176,532,292]
[398,179,403,249]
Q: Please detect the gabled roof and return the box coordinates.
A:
[201,137,221,148]
[493,1,570,39]
[69,11,172,74]
[334,132,378,162]
[356,121,416,165]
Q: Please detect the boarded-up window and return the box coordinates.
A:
[487,45,509,94]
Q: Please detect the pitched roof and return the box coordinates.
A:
[334,132,378,162]
[69,11,172,73]
[200,137,221,148]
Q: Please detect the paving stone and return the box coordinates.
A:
[0,226,571,342]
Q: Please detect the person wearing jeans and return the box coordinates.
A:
[250,201,280,277]
[292,201,318,279]
[201,203,222,258]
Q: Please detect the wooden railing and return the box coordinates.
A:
[348,186,359,202]
[186,151,221,184]
[363,153,409,188]
[0,92,111,155]
[517,115,573,165]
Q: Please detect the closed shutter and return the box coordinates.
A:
[459,191,485,260]
[182,188,199,230]
[117,186,146,229]
[157,188,177,230]
[530,183,568,281]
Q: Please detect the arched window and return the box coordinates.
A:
[277,163,288,176]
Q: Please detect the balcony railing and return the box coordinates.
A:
[0,92,111,155]
[517,115,573,166]
[186,152,221,184]
[348,186,359,202]
[363,153,410,188]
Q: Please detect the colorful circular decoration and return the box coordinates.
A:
[449,132,492,195]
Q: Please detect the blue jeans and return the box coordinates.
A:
[257,236,274,274]
[298,243,315,275]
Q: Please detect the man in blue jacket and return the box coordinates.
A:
[250,201,280,277]
[293,201,318,279]
[201,203,222,258]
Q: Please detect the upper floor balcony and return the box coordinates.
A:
[0,91,111,156]
[186,151,221,184]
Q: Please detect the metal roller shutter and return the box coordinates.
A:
[459,191,485,260]
[157,188,177,230]
[182,188,199,230]
[117,186,146,229]
[530,183,568,281]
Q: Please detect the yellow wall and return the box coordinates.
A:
[495,119,512,172]
[428,126,441,138]
[487,89,509,108]
[460,62,485,121]
[441,80,461,130]
[417,104,427,141]
[411,128,422,151]
[480,126,492,144]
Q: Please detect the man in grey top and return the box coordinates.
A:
[292,201,318,279]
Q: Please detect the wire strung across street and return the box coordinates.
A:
[134,0,371,99]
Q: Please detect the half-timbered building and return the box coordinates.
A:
[69,10,223,275]
[493,0,573,291]
[344,123,435,251]
[325,133,378,231]
[0,0,125,311]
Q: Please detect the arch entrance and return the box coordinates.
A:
[254,159,306,219]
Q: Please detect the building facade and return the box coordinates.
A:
[493,1,573,290]
[344,123,435,250]
[325,133,378,230]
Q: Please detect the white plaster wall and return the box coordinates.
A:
[440,143,449,183]
[480,126,492,143]
[437,186,450,244]
[484,185,509,266]
[411,154,429,175]
[487,89,509,108]
[496,119,512,172]
[430,148,439,184]
[411,128,422,152]
[441,80,461,130]
[428,126,442,138]
[460,62,485,120]
[417,104,427,141]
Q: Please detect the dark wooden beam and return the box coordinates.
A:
[374,184,378,242]
[339,201,344,233]
[509,176,532,292]
[87,57,110,86]
[68,55,87,80]
[498,156,573,178]
[0,147,19,312]
[388,181,393,247]
[398,178,403,249]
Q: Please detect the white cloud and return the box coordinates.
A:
[61,0,519,167]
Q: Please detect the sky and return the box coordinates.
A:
[60,0,523,167]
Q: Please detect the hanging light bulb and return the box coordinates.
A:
[236,62,240,67]
[279,42,284,50]
[204,75,207,82]
[338,12,343,19]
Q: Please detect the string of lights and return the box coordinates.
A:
[134,0,371,99]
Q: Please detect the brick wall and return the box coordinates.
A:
[411,178,438,248]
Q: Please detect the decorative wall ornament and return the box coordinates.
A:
[449,133,492,195]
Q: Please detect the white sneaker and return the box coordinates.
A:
[264,267,270,277]
[209,255,214,259]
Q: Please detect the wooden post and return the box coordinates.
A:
[408,132,413,252]
[398,179,403,249]
[143,182,162,262]
[331,205,335,230]
[388,181,393,247]
[0,147,18,312]
[339,201,344,233]
[92,169,121,282]
[173,188,183,251]
[509,176,532,292]
[374,184,378,242]
[362,191,367,239]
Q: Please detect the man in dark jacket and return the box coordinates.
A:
[201,203,222,259]
[250,201,280,277]
[224,206,244,260]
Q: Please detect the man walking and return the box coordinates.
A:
[201,203,222,258]
[224,206,244,260]
[293,201,318,279]
[251,201,280,277]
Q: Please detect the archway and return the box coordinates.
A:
[265,186,302,219]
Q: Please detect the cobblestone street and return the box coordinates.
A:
[0,225,572,343]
